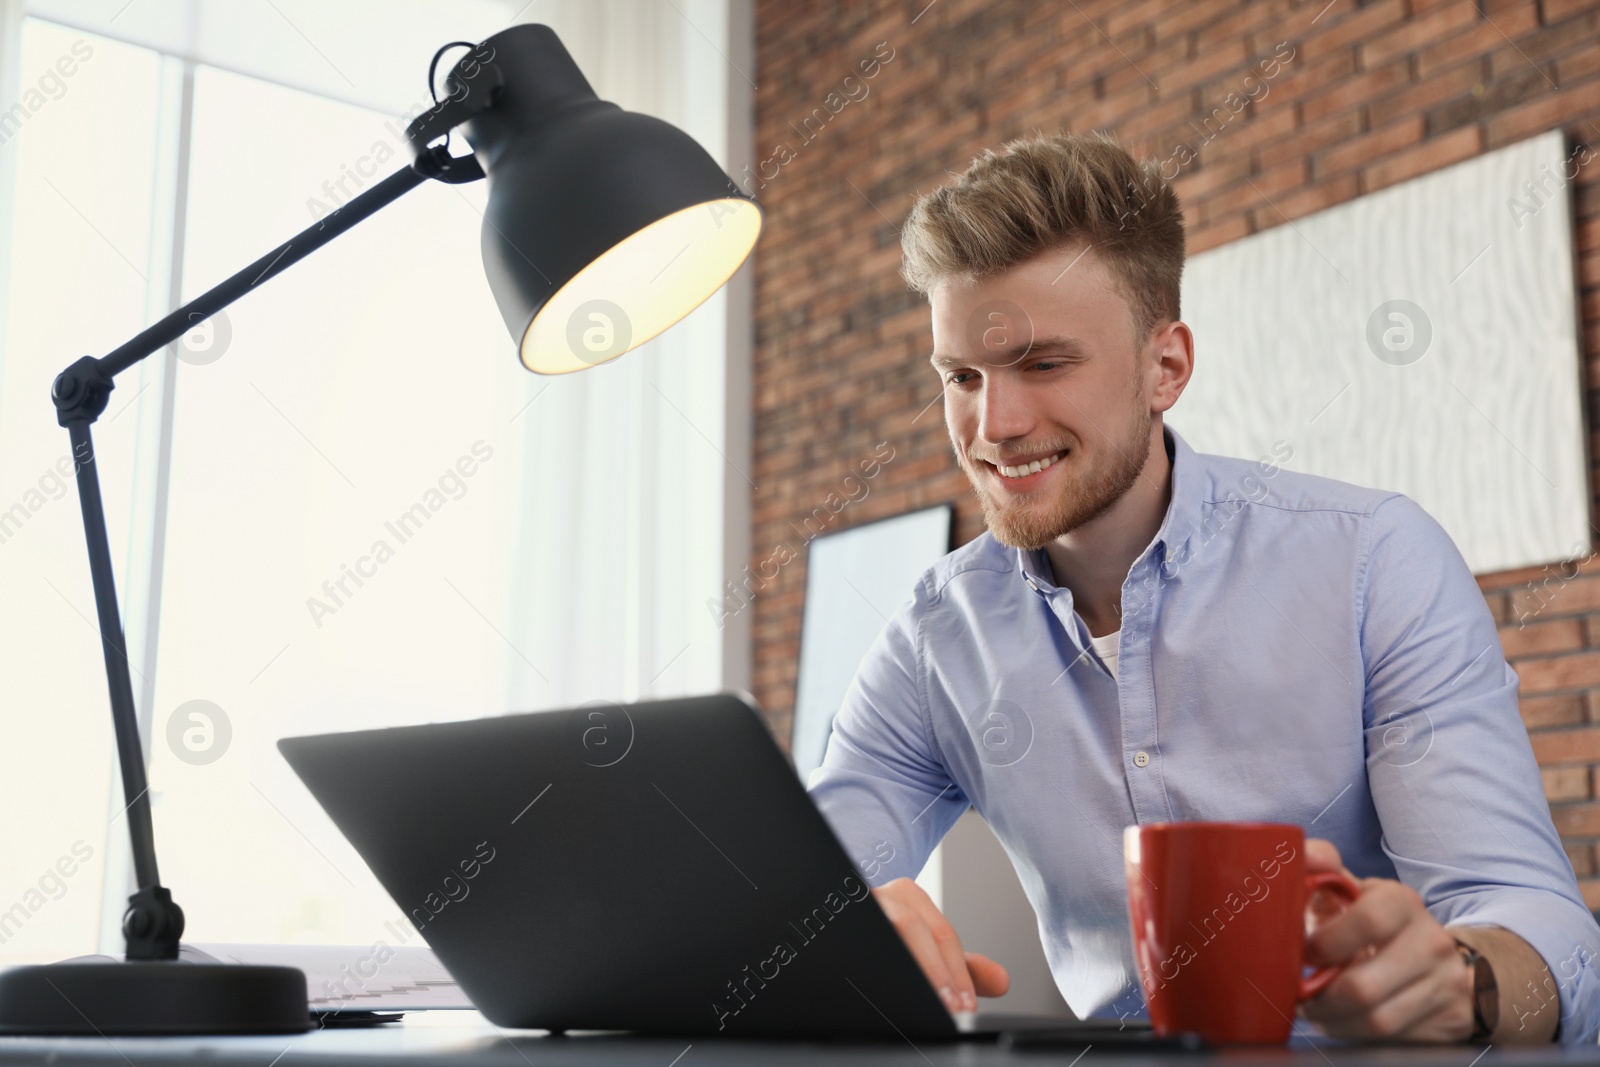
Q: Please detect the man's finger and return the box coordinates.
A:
[967,951,1011,998]
[877,892,960,1009]
[1376,963,1474,1043]
[1306,903,1457,1020]
[1301,838,1361,930]
[1304,837,1354,880]
[1304,951,1470,1042]
[1306,879,1418,966]
[1305,837,1342,868]
[899,885,979,1010]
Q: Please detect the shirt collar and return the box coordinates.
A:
[1152,423,1203,576]
[1013,422,1204,588]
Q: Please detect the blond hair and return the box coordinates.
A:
[899,131,1185,342]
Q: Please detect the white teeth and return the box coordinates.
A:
[997,451,1064,479]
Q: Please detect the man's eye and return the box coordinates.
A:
[947,371,975,385]
[1030,360,1064,371]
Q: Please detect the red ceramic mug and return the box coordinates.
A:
[1123,821,1361,1044]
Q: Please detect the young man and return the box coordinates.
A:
[804,131,1600,1045]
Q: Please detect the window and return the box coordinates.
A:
[0,0,749,961]
[0,15,168,964]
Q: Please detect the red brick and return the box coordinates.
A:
[1104,36,1188,97]
[1302,60,1413,125]
[1555,42,1600,87]
[1524,649,1600,693]
[1415,6,1538,79]
[1486,10,1600,80]
[1187,212,1253,254]
[1253,49,1360,120]
[1491,550,1600,590]
[1501,617,1586,658]
[1546,765,1593,802]
[1428,66,1554,135]
[1296,0,1408,64]
[1370,58,1487,129]
[1077,83,1158,133]
[1116,92,1203,143]
[1152,1,1229,43]
[1101,0,1170,39]
[1311,115,1425,181]
[1357,4,1483,71]
[1194,1,1294,51]
[1249,173,1359,229]
[1510,573,1600,623]
[1491,559,1600,601]
[1582,246,1600,291]
[1531,726,1600,766]
[1172,154,1254,203]
[1260,106,1363,167]
[1554,805,1600,838]
[1197,103,1299,157]
[1522,694,1585,730]
[1485,79,1600,148]
[1362,125,1483,192]
[1205,157,1308,216]
[1545,0,1599,18]
[1156,40,1250,97]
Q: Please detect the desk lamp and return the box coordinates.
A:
[0,23,762,1034]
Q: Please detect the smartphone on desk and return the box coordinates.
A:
[990,1017,1206,1051]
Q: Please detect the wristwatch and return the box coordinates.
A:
[1453,937,1498,1042]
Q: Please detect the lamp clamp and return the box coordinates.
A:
[405,40,501,184]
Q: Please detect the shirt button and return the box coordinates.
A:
[1025,578,1039,592]
[1133,751,1150,768]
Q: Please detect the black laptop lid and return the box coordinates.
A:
[278,692,960,1039]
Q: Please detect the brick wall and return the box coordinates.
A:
[750,0,1600,900]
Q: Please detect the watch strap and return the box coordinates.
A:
[1453,937,1498,1042]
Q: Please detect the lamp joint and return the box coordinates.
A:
[51,356,114,428]
[123,885,185,961]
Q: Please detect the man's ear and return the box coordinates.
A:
[1147,319,1194,415]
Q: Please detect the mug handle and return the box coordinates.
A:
[1298,870,1363,1001]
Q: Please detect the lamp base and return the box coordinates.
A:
[0,961,312,1034]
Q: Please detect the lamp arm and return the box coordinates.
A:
[102,163,430,381]
[48,152,461,960]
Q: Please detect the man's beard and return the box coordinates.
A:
[957,404,1154,550]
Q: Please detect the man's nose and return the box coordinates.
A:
[977,372,1034,444]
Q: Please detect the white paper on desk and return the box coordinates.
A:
[182,943,475,1011]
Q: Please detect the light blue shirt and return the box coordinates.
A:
[807,424,1600,1045]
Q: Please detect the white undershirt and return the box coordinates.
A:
[1088,629,1120,680]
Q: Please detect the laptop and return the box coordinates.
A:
[278,691,1166,1043]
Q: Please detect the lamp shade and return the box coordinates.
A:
[453,24,763,374]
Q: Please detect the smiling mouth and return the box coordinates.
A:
[989,450,1068,480]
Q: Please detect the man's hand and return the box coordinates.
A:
[871,877,1010,1013]
[1297,838,1475,1042]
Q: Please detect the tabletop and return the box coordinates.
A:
[4,1012,1600,1067]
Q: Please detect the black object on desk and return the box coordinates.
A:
[0,20,761,1038]
[312,1011,408,1028]
[280,693,1095,1042]
[997,1024,1206,1051]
